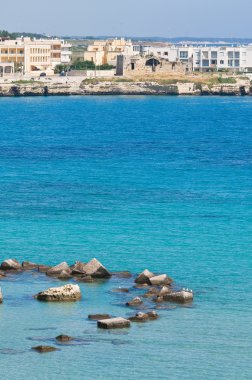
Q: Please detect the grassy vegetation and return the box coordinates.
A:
[12,80,42,85]
[216,76,237,84]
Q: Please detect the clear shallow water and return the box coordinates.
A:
[0,96,251,379]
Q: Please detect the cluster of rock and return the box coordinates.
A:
[0,259,194,334]
[0,258,111,281]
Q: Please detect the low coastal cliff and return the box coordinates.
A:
[0,80,251,96]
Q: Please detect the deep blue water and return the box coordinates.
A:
[0,96,251,379]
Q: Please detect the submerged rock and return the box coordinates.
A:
[128,312,149,322]
[135,269,154,285]
[146,311,159,320]
[129,311,159,322]
[88,314,111,321]
[143,287,159,298]
[153,295,164,303]
[150,274,172,286]
[57,270,72,280]
[0,259,22,271]
[112,271,132,278]
[97,317,130,329]
[76,275,94,283]
[46,262,71,277]
[32,345,58,353]
[35,284,82,302]
[126,297,143,307]
[82,258,111,278]
[163,290,193,303]
[0,288,2,303]
[112,288,129,293]
[0,270,6,278]
[56,335,74,342]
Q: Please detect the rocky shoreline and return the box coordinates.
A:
[0,80,251,96]
[0,257,194,352]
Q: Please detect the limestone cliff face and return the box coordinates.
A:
[0,81,251,96]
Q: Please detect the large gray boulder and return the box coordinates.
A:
[0,259,22,271]
[135,269,154,284]
[0,288,2,303]
[163,290,193,303]
[46,262,71,277]
[35,284,81,302]
[82,258,111,278]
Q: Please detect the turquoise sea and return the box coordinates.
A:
[0,96,251,379]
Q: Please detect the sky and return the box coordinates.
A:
[0,0,252,38]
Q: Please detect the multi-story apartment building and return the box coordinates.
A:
[143,45,252,72]
[0,37,71,76]
[84,38,138,66]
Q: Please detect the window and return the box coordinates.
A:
[228,60,233,67]
[234,60,240,67]
[202,51,209,59]
[180,51,188,59]
[164,52,168,56]
[228,52,234,58]
[211,60,217,65]
[235,52,240,58]
[211,51,217,59]
[202,59,209,67]
[220,60,224,65]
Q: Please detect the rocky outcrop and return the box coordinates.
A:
[82,258,111,278]
[150,274,173,286]
[46,262,71,277]
[38,265,51,273]
[22,261,38,270]
[126,297,143,307]
[0,259,22,271]
[135,269,154,284]
[56,335,74,342]
[128,311,159,322]
[163,290,193,303]
[35,284,81,302]
[97,317,131,329]
[32,345,58,353]
[0,80,251,97]
[71,261,86,276]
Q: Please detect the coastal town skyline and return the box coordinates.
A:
[1,0,252,38]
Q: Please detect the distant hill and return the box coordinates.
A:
[0,30,52,40]
[62,35,252,45]
[1,30,252,45]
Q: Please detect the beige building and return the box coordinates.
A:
[84,38,136,66]
[0,37,72,76]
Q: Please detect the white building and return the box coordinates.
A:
[143,45,252,72]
